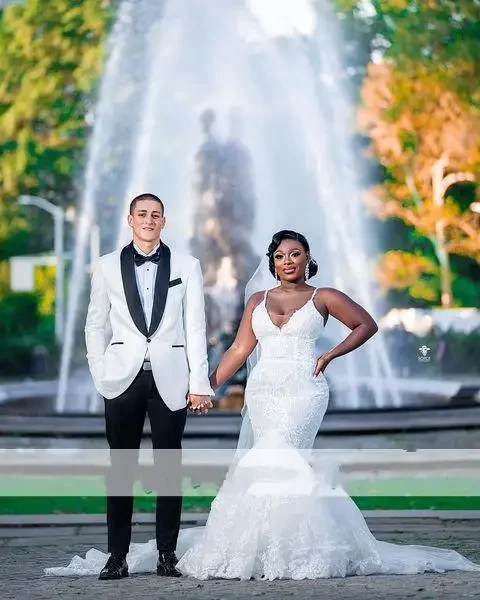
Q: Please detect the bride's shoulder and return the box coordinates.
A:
[314,287,354,307]
[314,286,338,295]
[246,291,265,310]
[313,287,340,303]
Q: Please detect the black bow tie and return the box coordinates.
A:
[134,248,162,266]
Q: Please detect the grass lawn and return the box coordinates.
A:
[1,475,480,514]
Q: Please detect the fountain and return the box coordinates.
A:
[57,0,403,413]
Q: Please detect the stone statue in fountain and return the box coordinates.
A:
[219,108,258,293]
[190,108,258,340]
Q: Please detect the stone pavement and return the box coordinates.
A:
[1,514,480,599]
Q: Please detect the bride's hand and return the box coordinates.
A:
[188,394,213,415]
[313,353,332,377]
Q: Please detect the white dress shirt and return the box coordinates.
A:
[133,243,160,359]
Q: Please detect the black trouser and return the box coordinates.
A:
[104,368,187,556]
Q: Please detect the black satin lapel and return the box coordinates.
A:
[120,242,148,337]
[148,242,171,337]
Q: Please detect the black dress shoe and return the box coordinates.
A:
[98,553,129,580]
[157,551,182,577]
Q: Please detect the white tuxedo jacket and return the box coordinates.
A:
[85,241,214,409]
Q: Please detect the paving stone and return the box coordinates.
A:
[2,520,480,599]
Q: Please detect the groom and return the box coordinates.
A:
[85,193,213,580]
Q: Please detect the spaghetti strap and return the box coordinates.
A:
[310,287,319,302]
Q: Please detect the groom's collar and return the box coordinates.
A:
[120,241,171,337]
[133,242,161,257]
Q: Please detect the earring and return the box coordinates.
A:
[304,262,310,280]
[275,270,280,281]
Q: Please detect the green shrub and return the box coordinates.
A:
[0,291,57,378]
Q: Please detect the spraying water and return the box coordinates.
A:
[57,0,401,412]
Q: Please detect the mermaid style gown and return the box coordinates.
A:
[45,289,480,579]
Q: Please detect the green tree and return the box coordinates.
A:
[0,0,113,258]
[335,0,480,101]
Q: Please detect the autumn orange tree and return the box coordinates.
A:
[335,0,480,307]
[360,64,479,306]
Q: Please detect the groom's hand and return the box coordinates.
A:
[188,394,213,415]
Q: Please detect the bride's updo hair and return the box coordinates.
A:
[266,230,318,280]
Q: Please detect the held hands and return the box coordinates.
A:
[313,353,333,377]
[187,393,213,415]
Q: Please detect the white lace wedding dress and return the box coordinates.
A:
[45,288,480,579]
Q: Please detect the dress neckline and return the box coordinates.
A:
[264,287,318,332]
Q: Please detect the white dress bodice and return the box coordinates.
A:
[246,288,329,448]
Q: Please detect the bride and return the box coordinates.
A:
[46,230,480,580]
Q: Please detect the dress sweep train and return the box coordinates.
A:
[45,288,480,579]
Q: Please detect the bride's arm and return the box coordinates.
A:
[209,292,263,390]
[313,288,378,375]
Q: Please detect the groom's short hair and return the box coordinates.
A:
[129,193,165,215]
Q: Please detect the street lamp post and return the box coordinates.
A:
[18,195,65,343]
